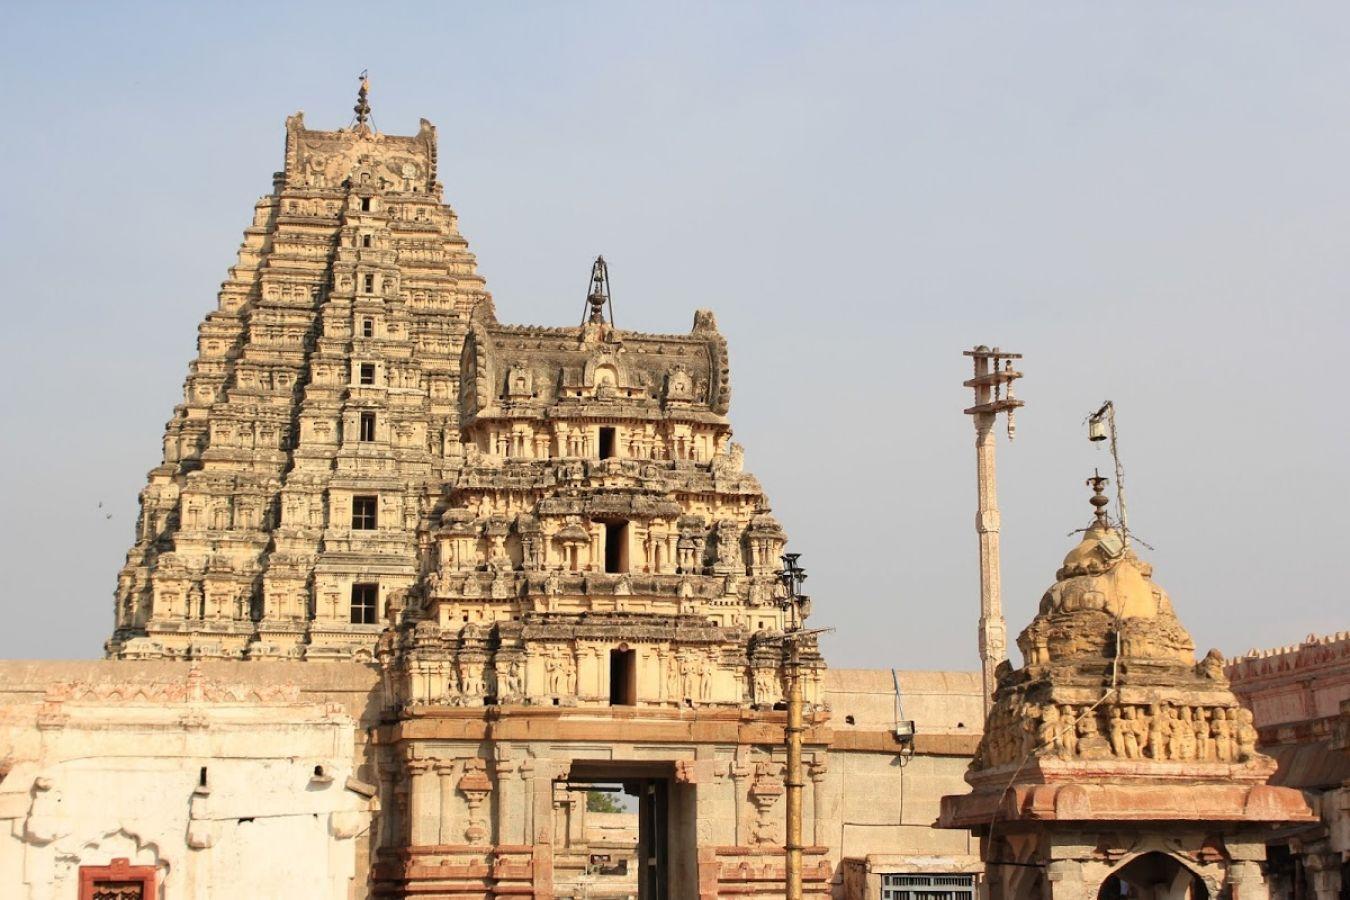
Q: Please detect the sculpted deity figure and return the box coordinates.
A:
[461,661,485,699]
[1077,711,1112,760]
[546,651,566,695]
[666,654,681,702]
[1170,707,1197,761]
[1108,707,1128,758]
[1021,704,1042,758]
[1235,708,1259,762]
[679,654,696,701]
[1058,706,1079,758]
[1147,703,1169,760]
[1038,704,1062,757]
[753,666,780,706]
[496,661,517,698]
[1212,708,1234,762]
[697,654,714,702]
[1194,708,1213,761]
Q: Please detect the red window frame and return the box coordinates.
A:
[79,857,157,899]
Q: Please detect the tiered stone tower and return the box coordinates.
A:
[939,477,1312,899]
[110,83,491,661]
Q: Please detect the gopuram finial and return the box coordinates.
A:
[353,70,372,130]
[583,255,613,326]
[1087,469,1110,528]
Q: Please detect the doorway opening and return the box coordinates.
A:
[599,426,616,459]
[610,646,637,706]
[555,761,692,900]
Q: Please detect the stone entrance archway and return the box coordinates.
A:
[553,760,696,900]
[1098,853,1209,900]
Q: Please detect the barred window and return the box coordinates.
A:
[359,412,376,442]
[350,583,378,625]
[881,874,977,900]
[352,495,378,530]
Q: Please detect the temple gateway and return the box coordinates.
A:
[0,85,1342,900]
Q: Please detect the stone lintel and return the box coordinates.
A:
[380,706,833,745]
[938,781,1315,831]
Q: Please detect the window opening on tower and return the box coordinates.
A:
[609,647,637,705]
[352,496,378,530]
[351,583,378,624]
[604,521,629,574]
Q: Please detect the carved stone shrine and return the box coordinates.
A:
[939,477,1315,899]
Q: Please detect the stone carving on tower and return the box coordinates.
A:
[378,256,824,711]
[940,475,1314,899]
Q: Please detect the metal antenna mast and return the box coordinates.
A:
[963,346,1023,715]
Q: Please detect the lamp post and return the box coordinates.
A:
[963,346,1023,715]
[777,553,809,900]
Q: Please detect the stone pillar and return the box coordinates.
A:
[530,759,560,896]
[1302,848,1342,900]
[1045,859,1090,900]
[435,759,457,845]
[730,757,752,846]
[808,756,828,847]
[494,755,521,845]
[378,762,401,848]
[1228,860,1271,900]
[406,758,437,846]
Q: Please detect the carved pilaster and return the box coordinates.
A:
[434,760,456,844]
[405,758,436,846]
[493,755,521,845]
[807,756,828,846]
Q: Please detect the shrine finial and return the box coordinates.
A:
[1087,469,1110,528]
[353,70,372,129]
[582,256,614,327]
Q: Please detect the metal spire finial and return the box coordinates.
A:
[583,256,614,326]
[353,70,371,128]
[1087,469,1110,528]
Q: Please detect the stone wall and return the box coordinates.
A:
[0,660,382,900]
[1228,633,1350,899]
[0,661,984,898]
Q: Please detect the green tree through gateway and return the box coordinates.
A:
[586,789,625,814]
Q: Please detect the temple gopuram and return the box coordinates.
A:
[0,84,984,900]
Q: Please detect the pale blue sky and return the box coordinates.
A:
[1,3,1346,669]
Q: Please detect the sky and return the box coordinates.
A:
[0,3,1346,670]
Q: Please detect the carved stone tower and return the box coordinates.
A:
[939,477,1313,899]
[109,87,491,661]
